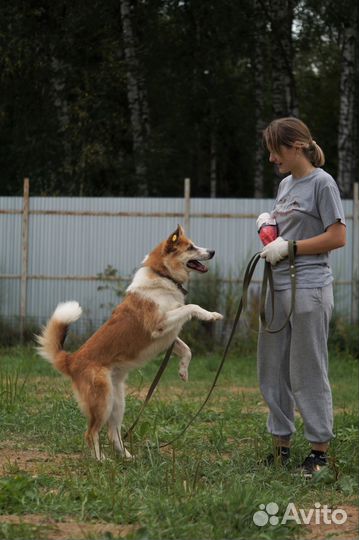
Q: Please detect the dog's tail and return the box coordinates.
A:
[35,301,82,376]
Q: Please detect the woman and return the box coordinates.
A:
[257,117,346,477]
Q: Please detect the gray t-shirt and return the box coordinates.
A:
[271,168,346,290]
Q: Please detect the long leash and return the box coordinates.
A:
[123,341,175,440]
[124,241,296,445]
[260,240,296,333]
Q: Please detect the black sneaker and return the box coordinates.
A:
[262,447,291,467]
[298,451,328,478]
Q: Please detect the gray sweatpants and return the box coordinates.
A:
[257,284,334,443]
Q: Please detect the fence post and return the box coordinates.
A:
[352,182,359,324]
[20,177,30,343]
[184,178,191,234]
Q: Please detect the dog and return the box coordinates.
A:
[36,225,223,460]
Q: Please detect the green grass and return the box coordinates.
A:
[0,346,358,540]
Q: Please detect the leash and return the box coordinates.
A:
[123,341,175,440]
[124,241,296,446]
[260,239,296,333]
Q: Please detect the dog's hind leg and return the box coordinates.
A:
[86,422,105,461]
[173,338,192,382]
[107,372,132,459]
[83,371,113,461]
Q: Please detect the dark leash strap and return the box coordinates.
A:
[124,241,296,446]
[123,341,175,440]
[260,240,296,333]
[158,249,262,448]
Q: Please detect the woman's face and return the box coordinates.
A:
[268,144,297,174]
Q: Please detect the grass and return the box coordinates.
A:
[0,345,358,540]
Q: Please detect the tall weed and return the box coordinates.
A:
[0,367,29,409]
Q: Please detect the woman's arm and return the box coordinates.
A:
[261,222,346,265]
[296,222,346,255]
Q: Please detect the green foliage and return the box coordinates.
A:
[0,317,38,347]
[0,475,39,513]
[329,313,359,359]
[0,0,350,197]
[180,265,225,354]
[0,366,29,410]
[0,523,49,540]
[97,265,129,310]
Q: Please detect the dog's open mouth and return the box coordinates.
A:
[187,260,208,273]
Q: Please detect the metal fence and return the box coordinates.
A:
[1,179,358,339]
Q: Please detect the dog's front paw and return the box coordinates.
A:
[179,366,189,382]
[195,308,223,322]
[195,309,215,321]
[210,312,223,321]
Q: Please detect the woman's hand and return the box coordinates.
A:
[260,237,288,265]
[260,222,346,266]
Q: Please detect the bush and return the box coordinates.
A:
[329,313,359,359]
[0,317,39,347]
[180,266,260,356]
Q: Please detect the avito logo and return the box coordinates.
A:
[253,502,347,526]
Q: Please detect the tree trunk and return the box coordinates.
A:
[253,0,267,198]
[50,55,73,193]
[119,0,149,195]
[210,129,217,198]
[337,7,357,198]
[268,0,298,118]
[261,0,298,194]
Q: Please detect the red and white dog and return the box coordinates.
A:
[36,226,222,460]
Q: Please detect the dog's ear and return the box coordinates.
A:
[165,225,184,252]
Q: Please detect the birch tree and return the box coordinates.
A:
[50,55,72,187]
[119,0,150,195]
[337,3,358,197]
[253,0,268,197]
[266,0,299,118]
[259,0,298,193]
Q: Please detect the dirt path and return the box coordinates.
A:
[0,514,140,540]
[0,445,81,476]
[303,504,358,540]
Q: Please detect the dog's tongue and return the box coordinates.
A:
[187,260,208,273]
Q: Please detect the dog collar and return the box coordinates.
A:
[153,271,188,296]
